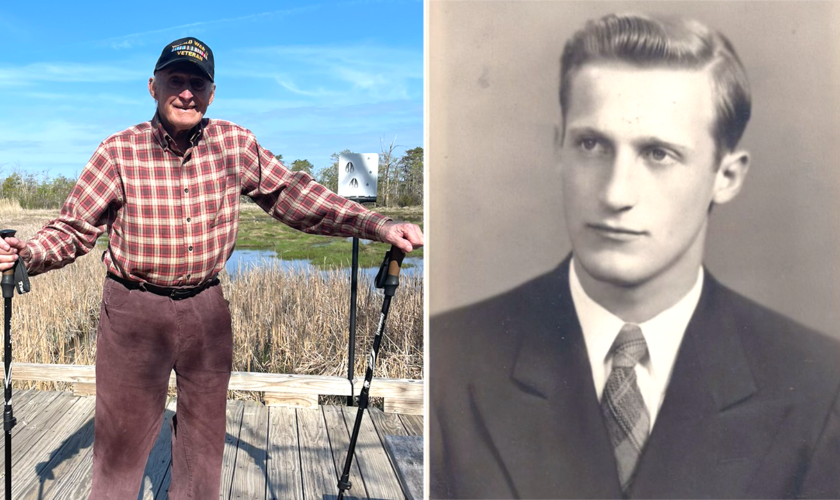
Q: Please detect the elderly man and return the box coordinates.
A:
[430,13,840,499]
[0,37,423,499]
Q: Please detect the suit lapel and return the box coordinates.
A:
[466,264,790,498]
[471,259,623,499]
[630,272,788,499]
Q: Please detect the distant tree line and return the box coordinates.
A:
[0,170,76,209]
[279,143,424,208]
[2,144,423,211]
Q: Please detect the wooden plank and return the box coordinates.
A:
[230,401,268,499]
[322,405,364,500]
[384,398,423,415]
[8,387,38,411]
[265,406,303,500]
[17,397,95,500]
[11,396,95,498]
[368,409,413,500]
[72,382,96,397]
[235,373,349,395]
[43,396,175,500]
[140,396,177,499]
[0,387,39,435]
[14,364,96,384]
[264,393,318,409]
[296,408,337,500]
[13,393,78,453]
[0,391,71,476]
[399,415,423,437]
[1,387,422,500]
[6,388,45,440]
[340,406,405,500]
[219,399,245,500]
[365,378,424,401]
[369,407,410,438]
[10,390,61,439]
[16,363,423,409]
[43,446,94,500]
[383,436,423,500]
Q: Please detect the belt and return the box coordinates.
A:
[107,273,220,300]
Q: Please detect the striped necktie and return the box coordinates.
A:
[600,323,650,492]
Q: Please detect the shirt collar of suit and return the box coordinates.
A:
[569,256,704,426]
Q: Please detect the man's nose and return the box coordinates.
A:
[599,149,639,211]
[178,87,194,100]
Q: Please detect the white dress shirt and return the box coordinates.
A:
[569,258,704,430]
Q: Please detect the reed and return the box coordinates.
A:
[1,211,423,399]
[0,198,22,218]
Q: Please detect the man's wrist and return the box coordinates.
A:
[19,244,33,267]
[375,219,395,242]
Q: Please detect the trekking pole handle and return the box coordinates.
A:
[1,230,16,300]
[0,230,14,278]
[388,246,405,277]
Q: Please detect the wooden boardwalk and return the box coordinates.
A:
[0,389,423,500]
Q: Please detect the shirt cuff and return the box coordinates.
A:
[364,213,393,242]
[22,240,44,274]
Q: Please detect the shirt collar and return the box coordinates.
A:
[150,112,206,151]
[570,257,704,378]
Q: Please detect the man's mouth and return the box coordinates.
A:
[587,222,647,241]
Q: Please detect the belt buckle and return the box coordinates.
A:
[170,288,194,300]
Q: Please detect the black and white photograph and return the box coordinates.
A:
[429,1,840,498]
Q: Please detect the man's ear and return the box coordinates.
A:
[712,150,750,205]
[148,77,157,100]
[208,84,216,106]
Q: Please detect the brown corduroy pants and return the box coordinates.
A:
[88,277,233,499]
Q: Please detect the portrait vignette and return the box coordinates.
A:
[428,1,840,498]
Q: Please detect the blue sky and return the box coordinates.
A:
[0,0,423,179]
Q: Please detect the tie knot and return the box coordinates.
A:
[612,324,648,368]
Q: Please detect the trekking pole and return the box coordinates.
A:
[1,229,31,500]
[337,245,405,500]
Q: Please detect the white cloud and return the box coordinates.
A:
[94,6,321,50]
[0,63,145,86]
[223,43,421,106]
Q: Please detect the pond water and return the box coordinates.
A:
[224,249,424,280]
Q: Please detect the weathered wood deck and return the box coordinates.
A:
[0,389,423,499]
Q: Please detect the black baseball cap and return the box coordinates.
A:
[154,37,214,82]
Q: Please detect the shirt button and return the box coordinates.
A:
[186,274,191,279]
[186,217,191,222]
[188,246,193,252]
[184,188,189,193]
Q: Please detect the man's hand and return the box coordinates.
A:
[378,222,424,254]
[0,237,25,272]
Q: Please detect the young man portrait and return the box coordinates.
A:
[430,3,840,498]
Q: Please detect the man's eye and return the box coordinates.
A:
[169,77,185,88]
[581,138,598,151]
[644,147,676,164]
[190,78,206,91]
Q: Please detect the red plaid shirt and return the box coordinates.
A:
[23,115,390,286]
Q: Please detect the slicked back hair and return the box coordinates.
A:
[559,13,751,160]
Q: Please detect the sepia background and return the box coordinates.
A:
[429,1,840,336]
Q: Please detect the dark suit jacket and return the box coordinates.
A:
[430,258,840,499]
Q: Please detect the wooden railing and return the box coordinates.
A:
[13,363,424,415]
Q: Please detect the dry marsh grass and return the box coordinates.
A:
[1,211,423,399]
[0,198,23,218]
